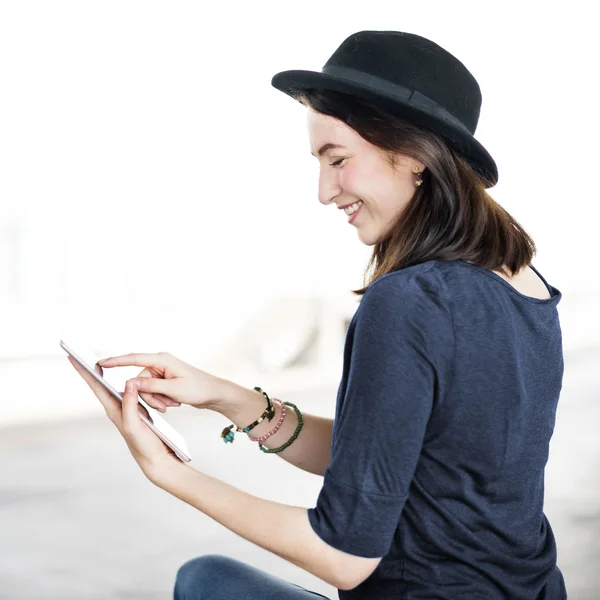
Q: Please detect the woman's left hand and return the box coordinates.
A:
[67,356,177,479]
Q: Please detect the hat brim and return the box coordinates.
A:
[272,69,498,187]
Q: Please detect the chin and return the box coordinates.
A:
[357,229,380,246]
[358,231,379,246]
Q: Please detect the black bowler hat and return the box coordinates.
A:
[271,30,498,187]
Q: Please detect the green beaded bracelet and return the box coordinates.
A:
[258,402,304,454]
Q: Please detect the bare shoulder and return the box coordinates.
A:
[494,265,551,300]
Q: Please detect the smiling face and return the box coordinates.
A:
[307,108,425,246]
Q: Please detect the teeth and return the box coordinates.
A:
[344,201,363,215]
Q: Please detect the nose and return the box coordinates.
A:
[317,167,341,206]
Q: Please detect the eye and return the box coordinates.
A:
[329,158,346,167]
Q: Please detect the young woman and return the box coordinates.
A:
[69,31,567,599]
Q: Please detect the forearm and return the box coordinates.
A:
[212,380,333,476]
[150,460,347,588]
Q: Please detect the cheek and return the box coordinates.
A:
[342,166,408,220]
[339,168,357,193]
[375,177,412,216]
[341,166,374,202]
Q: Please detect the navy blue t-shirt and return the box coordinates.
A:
[307,259,566,599]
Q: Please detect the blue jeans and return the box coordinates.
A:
[174,554,333,599]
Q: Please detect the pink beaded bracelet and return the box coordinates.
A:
[248,398,287,443]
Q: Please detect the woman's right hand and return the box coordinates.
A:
[96,351,229,413]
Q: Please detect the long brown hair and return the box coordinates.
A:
[293,89,536,296]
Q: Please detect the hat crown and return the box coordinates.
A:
[324,31,482,134]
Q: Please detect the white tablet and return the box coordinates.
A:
[60,340,191,462]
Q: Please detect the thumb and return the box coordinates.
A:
[122,380,144,434]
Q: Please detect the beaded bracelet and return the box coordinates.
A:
[258,402,303,454]
[248,398,287,443]
[221,387,276,444]
[253,387,275,420]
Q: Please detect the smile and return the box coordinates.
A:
[344,200,363,216]
[346,200,363,223]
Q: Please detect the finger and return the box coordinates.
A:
[135,369,160,407]
[133,376,175,413]
[120,384,169,415]
[150,396,181,409]
[157,395,181,406]
[122,375,175,412]
[97,352,170,369]
[145,396,181,412]
[131,376,173,398]
[141,395,168,413]
[120,388,166,412]
[151,398,181,411]
[135,368,166,408]
[122,380,144,436]
[67,356,122,425]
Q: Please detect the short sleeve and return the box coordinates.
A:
[307,272,454,558]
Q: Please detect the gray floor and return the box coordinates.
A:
[1,350,599,599]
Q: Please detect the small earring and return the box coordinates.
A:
[413,166,423,187]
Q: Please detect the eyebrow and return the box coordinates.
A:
[311,143,346,158]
